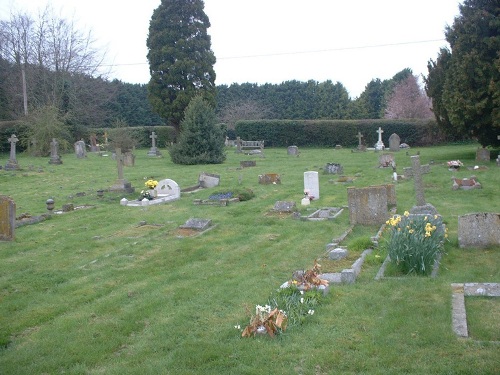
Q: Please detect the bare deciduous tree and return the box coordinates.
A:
[218,99,273,131]
[385,75,433,119]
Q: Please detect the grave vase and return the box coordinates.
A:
[149,189,157,198]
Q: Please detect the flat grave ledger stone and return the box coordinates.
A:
[0,195,15,241]
[458,213,500,248]
[347,184,395,225]
[452,177,481,190]
[287,145,299,156]
[378,153,395,168]
[304,171,319,200]
[198,172,220,188]
[324,163,343,174]
[259,173,281,185]
[240,160,256,168]
[388,133,401,152]
[273,201,297,213]
[475,147,490,162]
[179,218,212,231]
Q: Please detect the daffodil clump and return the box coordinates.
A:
[384,211,447,275]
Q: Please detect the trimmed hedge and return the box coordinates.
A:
[234,119,452,147]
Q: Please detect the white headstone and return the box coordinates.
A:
[304,171,319,200]
[155,179,180,199]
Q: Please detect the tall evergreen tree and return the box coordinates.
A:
[425,0,500,146]
[169,96,226,165]
[147,0,216,131]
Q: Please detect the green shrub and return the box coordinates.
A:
[383,212,446,275]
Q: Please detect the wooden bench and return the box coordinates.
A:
[236,137,264,153]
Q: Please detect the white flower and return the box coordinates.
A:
[300,298,304,304]
[234,324,240,330]
[300,290,304,295]
[308,309,315,315]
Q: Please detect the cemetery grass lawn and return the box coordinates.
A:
[0,144,499,374]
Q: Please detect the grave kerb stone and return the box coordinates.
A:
[0,195,15,241]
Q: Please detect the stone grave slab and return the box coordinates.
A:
[259,173,281,184]
[347,185,395,225]
[452,177,481,190]
[458,213,500,248]
[287,145,299,155]
[475,147,490,162]
[0,195,15,241]
[179,218,212,231]
[240,160,256,168]
[273,201,296,213]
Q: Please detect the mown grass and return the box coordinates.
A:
[0,144,499,374]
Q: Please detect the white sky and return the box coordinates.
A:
[2,0,462,98]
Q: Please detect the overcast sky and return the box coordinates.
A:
[2,0,462,98]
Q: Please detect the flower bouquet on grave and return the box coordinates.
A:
[447,160,463,170]
[145,179,158,189]
[303,189,314,201]
[138,190,154,200]
[241,304,288,338]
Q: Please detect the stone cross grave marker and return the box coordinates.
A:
[5,134,19,170]
[147,131,161,156]
[109,148,134,193]
[375,127,385,150]
[403,155,430,207]
[49,138,63,164]
[0,195,15,241]
[357,132,363,146]
[116,147,124,180]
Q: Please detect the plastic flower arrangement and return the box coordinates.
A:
[145,179,158,189]
[138,190,154,200]
[447,160,463,168]
[304,189,314,201]
[383,211,446,275]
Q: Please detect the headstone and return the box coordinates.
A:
[198,172,220,188]
[74,140,86,158]
[273,201,296,213]
[109,148,135,193]
[329,248,348,260]
[89,134,99,152]
[388,133,401,152]
[475,147,490,162]
[324,163,343,174]
[122,151,135,167]
[147,131,162,156]
[378,154,395,168]
[458,213,500,248]
[347,184,395,225]
[240,160,256,168]
[375,127,385,151]
[155,179,180,199]
[403,155,431,208]
[0,195,15,241]
[5,134,20,170]
[179,218,212,231]
[259,173,281,184]
[356,132,365,151]
[287,145,299,156]
[48,138,63,165]
[304,171,319,200]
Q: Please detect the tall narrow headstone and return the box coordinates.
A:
[5,134,20,170]
[304,171,319,200]
[0,195,15,241]
[48,138,63,164]
[375,127,385,151]
[74,139,86,158]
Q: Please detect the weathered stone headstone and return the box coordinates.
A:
[122,151,135,167]
[378,153,395,168]
[287,145,299,156]
[347,184,395,225]
[273,201,296,213]
[198,172,220,188]
[48,138,63,165]
[147,131,162,157]
[240,160,256,168]
[324,163,343,174]
[74,140,86,158]
[0,195,15,241]
[458,213,500,248]
[259,173,281,184]
[89,134,99,152]
[304,171,319,200]
[388,133,401,152]
[109,148,135,193]
[403,155,431,208]
[356,132,365,151]
[5,134,20,170]
[179,218,212,231]
[375,127,385,151]
[475,147,490,162]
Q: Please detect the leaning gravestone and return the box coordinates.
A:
[48,138,63,165]
[304,171,319,200]
[475,147,490,162]
[458,213,500,248]
[179,218,212,231]
[198,172,220,188]
[388,133,401,152]
[0,195,15,241]
[347,184,396,225]
[74,140,86,158]
[5,134,20,170]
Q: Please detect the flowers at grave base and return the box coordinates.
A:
[303,189,314,201]
[138,190,154,201]
[289,260,329,291]
[145,179,158,189]
[447,160,463,168]
[241,304,288,338]
[383,212,446,275]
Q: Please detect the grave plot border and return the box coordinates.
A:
[451,283,500,341]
